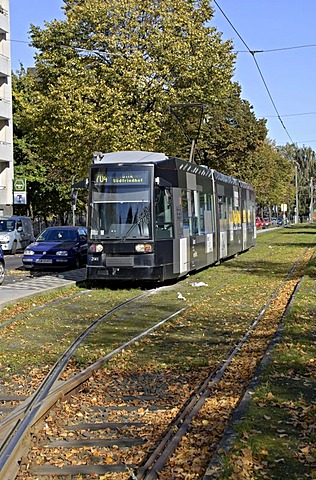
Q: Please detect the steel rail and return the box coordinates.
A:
[0,289,153,479]
[134,249,312,479]
[0,230,298,479]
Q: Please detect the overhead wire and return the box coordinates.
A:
[212,0,295,144]
[264,111,316,118]
[236,43,316,54]
[9,21,316,145]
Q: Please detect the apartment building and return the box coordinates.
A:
[0,0,13,216]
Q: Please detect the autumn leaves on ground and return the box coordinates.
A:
[1,225,315,479]
[221,247,316,480]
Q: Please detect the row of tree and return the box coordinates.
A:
[12,0,316,222]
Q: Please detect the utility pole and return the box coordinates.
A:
[294,163,299,224]
[169,103,205,164]
[310,177,314,223]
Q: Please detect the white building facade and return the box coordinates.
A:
[0,0,13,216]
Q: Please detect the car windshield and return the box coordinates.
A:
[0,220,15,232]
[37,229,78,242]
[89,166,153,240]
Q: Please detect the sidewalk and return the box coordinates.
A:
[0,268,86,309]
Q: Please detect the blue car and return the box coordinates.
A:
[22,226,88,270]
[0,245,5,284]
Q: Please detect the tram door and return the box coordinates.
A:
[217,190,228,260]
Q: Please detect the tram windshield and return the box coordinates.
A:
[89,165,153,240]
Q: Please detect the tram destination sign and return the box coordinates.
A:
[94,170,149,185]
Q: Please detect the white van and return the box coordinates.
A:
[0,216,35,254]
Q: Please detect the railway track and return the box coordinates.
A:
[0,235,313,479]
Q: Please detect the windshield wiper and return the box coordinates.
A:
[122,206,150,241]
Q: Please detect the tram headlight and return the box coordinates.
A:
[135,243,153,253]
[89,244,103,253]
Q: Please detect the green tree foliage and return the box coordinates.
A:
[13,0,273,218]
[23,4,263,167]
[279,144,316,216]
[198,91,267,177]
[12,68,75,222]
[245,140,294,212]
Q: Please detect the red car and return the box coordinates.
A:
[256,217,263,228]
[262,218,270,228]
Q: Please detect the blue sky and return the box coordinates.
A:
[212,1,316,150]
[9,0,316,150]
[10,0,64,68]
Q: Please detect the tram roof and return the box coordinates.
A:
[93,151,169,164]
[92,150,213,176]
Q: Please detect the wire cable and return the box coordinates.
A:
[236,43,316,54]
[9,16,313,145]
[213,0,295,144]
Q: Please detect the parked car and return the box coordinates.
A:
[0,216,35,254]
[255,217,263,228]
[262,218,270,228]
[0,245,5,285]
[22,226,88,270]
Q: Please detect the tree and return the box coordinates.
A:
[12,68,62,221]
[245,140,294,215]
[24,2,255,170]
[279,144,316,217]
[13,0,272,218]
[197,89,268,177]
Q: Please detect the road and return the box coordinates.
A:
[4,253,24,271]
[2,253,30,286]
[2,253,86,287]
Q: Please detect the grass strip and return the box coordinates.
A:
[217,249,316,479]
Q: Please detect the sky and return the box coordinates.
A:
[9,0,316,150]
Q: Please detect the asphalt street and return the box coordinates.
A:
[1,254,87,309]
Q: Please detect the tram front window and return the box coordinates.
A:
[89,167,152,240]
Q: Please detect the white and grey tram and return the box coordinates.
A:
[87,151,256,282]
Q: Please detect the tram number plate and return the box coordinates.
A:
[36,259,53,263]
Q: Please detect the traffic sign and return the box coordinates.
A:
[13,178,26,191]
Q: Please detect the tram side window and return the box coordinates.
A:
[199,193,205,234]
[198,193,214,234]
[218,195,229,231]
[244,191,255,226]
[181,190,204,236]
[207,193,215,233]
[228,196,233,228]
[181,190,190,234]
[155,187,174,238]
[233,189,241,229]
[192,191,201,234]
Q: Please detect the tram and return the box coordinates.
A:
[86,151,256,282]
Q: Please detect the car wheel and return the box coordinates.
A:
[0,262,4,285]
[75,257,81,269]
[10,241,17,255]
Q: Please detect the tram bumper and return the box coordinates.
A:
[87,253,163,281]
[86,265,162,281]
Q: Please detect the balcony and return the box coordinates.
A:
[0,140,12,162]
[0,97,11,119]
[0,54,9,77]
[0,7,9,34]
